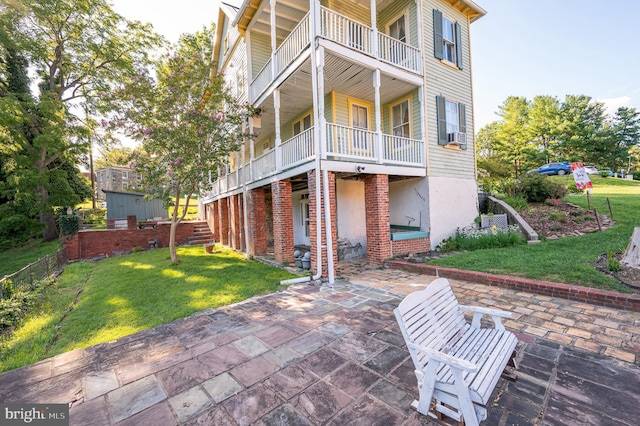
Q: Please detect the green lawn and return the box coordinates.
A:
[429,176,640,292]
[0,240,61,278]
[0,246,295,372]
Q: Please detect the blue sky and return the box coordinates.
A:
[471,0,640,131]
[112,0,640,133]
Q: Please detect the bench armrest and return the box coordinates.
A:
[459,305,512,330]
[407,342,478,373]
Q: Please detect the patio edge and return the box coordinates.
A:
[385,260,640,313]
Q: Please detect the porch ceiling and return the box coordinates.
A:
[254,53,418,139]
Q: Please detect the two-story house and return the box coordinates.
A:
[96,166,143,201]
[201,0,486,283]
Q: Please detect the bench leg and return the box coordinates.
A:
[451,369,479,426]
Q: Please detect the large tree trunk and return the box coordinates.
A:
[37,187,59,241]
[169,219,178,264]
[621,227,640,268]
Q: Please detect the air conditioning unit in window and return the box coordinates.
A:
[447,132,467,146]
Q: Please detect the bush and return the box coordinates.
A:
[600,171,611,178]
[633,172,640,181]
[437,225,526,252]
[510,174,567,202]
[57,214,79,236]
[607,252,622,272]
[501,194,528,211]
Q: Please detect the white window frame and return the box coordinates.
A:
[386,11,409,44]
[445,99,459,137]
[441,16,456,64]
[349,101,371,153]
[390,97,411,151]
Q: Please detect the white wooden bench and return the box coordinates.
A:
[394,278,518,426]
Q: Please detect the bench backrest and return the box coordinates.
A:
[395,278,468,363]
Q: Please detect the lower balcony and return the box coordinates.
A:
[203,124,424,201]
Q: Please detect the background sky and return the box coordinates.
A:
[111,0,640,133]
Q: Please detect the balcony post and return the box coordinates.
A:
[370,0,378,57]
[374,69,383,164]
[270,0,277,78]
[274,88,282,172]
[249,119,255,180]
[316,46,326,160]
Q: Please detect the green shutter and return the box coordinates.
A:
[433,10,443,60]
[436,96,447,145]
[458,102,467,149]
[455,22,463,69]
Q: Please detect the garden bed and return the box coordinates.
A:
[517,201,613,240]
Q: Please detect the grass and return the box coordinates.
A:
[429,175,640,292]
[0,246,295,372]
[0,240,61,278]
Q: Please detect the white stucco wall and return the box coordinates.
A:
[389,178,429,230]
[336,179,367,248]
[427,176,478,248]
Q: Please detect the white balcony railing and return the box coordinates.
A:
[325,123,376,160]
[250,57,272,101]
[275,13,311,76]
[378,33,421,74]
[253,149,277,181]
[227,170,238,190]
[382,134,424,166]
[282,127,315,169]
[320,7,372,55]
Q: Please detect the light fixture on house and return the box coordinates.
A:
[356,165,365,173]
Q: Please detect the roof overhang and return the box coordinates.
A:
[444,0,487,23]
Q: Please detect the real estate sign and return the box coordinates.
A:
[571,162,592,190]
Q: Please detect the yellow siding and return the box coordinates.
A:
[329,0,371,25]
[423,0,475,180]
[382,88,421,138]
[250,32,271,79]
[378,0,418,47]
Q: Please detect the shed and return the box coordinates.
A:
[103,190,166,221]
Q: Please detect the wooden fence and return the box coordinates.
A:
[0,248,68,300]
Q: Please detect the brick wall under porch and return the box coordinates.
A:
[391,237,430,258]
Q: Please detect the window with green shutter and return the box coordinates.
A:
[436,96,467,149]
[433,10,463,70]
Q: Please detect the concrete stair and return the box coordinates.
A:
[186,221,214,245]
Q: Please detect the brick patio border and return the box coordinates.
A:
[385,260,640,313]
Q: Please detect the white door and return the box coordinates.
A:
[300,198,310,246]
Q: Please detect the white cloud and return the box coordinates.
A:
[598,96,632,116]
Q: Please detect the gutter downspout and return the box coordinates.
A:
[281,0,323,286]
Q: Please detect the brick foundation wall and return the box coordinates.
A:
[207,202,219,242]
[308,170,338,277]
[230,194,242,250]
[365,174,391,264]
[248,188,267,256]
[218,198,229,245]
[391,237,431,257]
[271,180,294,263]
[63,222,201,261]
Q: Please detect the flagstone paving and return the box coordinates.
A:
[0,264,638,425]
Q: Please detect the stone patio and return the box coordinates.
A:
[0,268,638,425]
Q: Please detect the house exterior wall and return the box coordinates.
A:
[388,178,429,230]
[96,167,142,201]
[427,175,478,247]
[378,0,418,46]
[336,179,367,249]
[423,0,476,180]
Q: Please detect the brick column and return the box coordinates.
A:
[218,197,230,246]
[230,194,242,249]
[210,201,219,242]
[248,188,268,256]
[271,180,294,263]
[308,170,338,277]
[365,174,391,264]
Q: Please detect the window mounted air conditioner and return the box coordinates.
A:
[447,132,467,146]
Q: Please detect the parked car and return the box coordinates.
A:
[584,165,599,174]
[527,162,572,176]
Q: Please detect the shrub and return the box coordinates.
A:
[607,252,622,272]
[437,225,526,252]
[131,246,144,253]
[566,183,584,194]
[600,171,611,178]
[501,194,528,211]
[633,171,640,181]
[549,212,568,223]
[57,215,79,236]
[511,174,567,202]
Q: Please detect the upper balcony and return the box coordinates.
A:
[247,2,423,103]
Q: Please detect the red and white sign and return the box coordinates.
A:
[571,162,592,190]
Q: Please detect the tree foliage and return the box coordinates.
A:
[108,27,254,264]
[477,94,640,178]
[0,0,161,242]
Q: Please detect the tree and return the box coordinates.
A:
[94,146,138,169]
[109,27,254,264]
[557,95,608,163]
[611,107,640,173]
[1,0,160,240]
[476,121,511,178]
[494,96,535,177]
[529,95,562,163]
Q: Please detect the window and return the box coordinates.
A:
[436,95,467,149]
[433,10,463,69]
[392,99,410,138]
[351,103,369,151]
[388,14,407,43]
[293,113,312,136]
